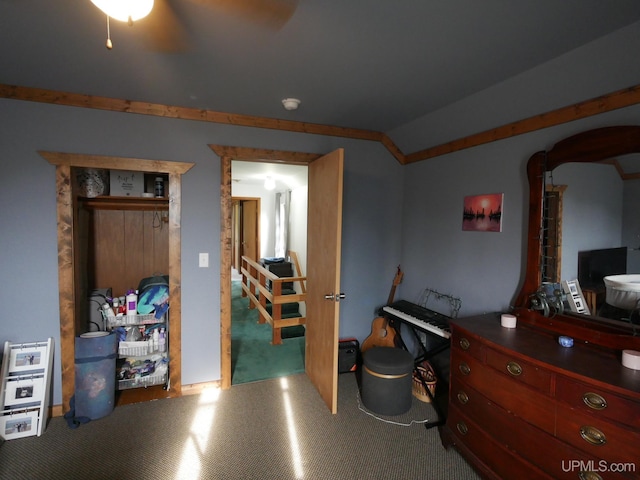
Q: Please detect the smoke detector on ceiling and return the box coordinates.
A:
[282,98,301,110]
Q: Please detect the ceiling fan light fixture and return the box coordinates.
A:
[91,0,154,23]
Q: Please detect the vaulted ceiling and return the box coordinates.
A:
[3,0,640,140]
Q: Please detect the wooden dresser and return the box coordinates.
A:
[440,313,640,480]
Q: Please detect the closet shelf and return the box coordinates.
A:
[79,196,169,211]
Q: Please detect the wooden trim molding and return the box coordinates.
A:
[0,83,386,142]
[4,83,640,164]
[220,154,232,390]
[210,145,322,165]
[39,151,193,174]
[40,151,194,411]
[405,84,640,163]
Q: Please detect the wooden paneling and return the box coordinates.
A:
[84,207,170,296]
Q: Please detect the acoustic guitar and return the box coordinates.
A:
[361,266,404,352]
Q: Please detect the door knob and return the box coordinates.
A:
[324,292,346,302]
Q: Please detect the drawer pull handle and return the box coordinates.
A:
[456,421,468,435]
[459,338,470,350]
[457,391,469,405]
[458,363,471,376]
[579,425,607,446]
[578,472,603,480]
[583,392,607,410]
[506,361,522,376]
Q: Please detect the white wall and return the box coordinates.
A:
[289,185,308,315]
[231,182,277,259]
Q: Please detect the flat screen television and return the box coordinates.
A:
[577,247,627,289]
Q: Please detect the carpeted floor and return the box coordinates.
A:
[231,280,305,385]
[0,373,481,480]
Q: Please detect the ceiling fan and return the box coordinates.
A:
[91,0,298,52]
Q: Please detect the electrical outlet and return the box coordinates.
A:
[199,253,209,268]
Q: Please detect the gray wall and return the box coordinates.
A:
[0,101,404,404]
[394,20,640,314]
[1,20,639,406]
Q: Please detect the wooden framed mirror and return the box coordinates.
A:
[513,126,640,351]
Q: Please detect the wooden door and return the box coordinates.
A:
[305,149,344,413]
[241,200,259,261]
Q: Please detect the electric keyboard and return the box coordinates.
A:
[382,300,452,339]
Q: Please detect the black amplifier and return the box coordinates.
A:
[338,338,360,373]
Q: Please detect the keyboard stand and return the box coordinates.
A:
[387,317,451,429]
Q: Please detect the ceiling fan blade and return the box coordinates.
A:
[192,0,298,30]
[138,0,190,52]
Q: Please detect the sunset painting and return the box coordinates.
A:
[462,193,503,232]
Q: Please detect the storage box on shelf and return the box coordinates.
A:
[118,372,167,390]
[106,313,165,327]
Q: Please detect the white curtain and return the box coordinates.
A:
[274,191,291,258]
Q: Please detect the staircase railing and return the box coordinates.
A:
[240,255,306,345]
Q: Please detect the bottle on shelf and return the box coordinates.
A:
[118,296,126,315]
[159,328,166,353]
[126,289,137,315]
[152,328,159,352]
[102,303,115,322]
[155,177,164,198]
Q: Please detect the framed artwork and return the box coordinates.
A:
[1,411,38,440]
[462,193,503,232]
[3,377,44,407]
[1,338,54,439]
[9,346,47,372]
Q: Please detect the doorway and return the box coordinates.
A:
[214,145,344,413]
[230,171,306,384]
[40,151,193,411]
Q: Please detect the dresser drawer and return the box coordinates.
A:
[556,403,640,466]
[447,405,553,480]
[451,349,555,433]
[556,376,640,429]
[451,329,485,361]
[485,346,553,395]
[449,377,621,480]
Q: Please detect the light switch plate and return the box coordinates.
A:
[199,252,209,268]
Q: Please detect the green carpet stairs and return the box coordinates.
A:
[231,281,305,384]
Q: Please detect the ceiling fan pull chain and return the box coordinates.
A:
[106,15,113,50]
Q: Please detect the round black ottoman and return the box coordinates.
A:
[361,347,414,415]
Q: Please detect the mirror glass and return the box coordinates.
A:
[549,156,640,322]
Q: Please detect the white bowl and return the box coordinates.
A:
[603,274,640,310]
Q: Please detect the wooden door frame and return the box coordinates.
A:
[211,145,322,390]
[40,151,193,412]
